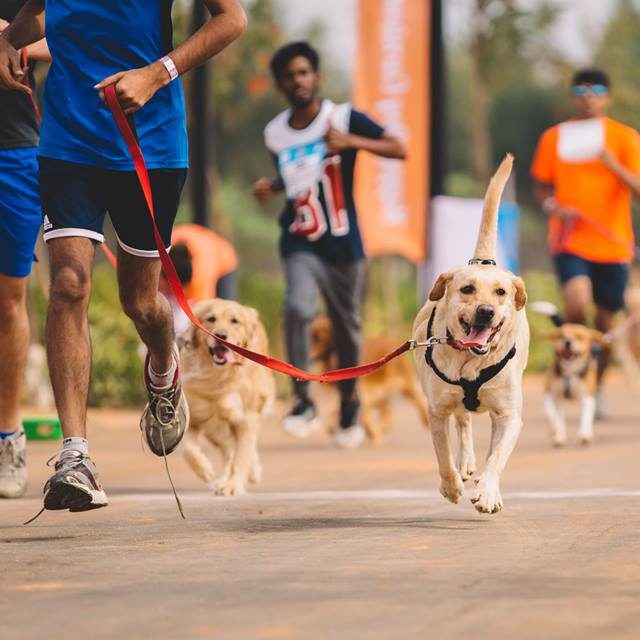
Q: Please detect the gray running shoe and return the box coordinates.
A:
[0,428,27,498]
[140,345,190,456]
[43,451,108,512]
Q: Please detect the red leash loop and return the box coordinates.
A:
[104,85,413,382]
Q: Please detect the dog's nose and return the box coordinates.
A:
[564,339,571,350]
[474,305,495,325]
[215,329,228,340]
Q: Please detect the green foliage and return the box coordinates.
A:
[87,264,146,407]
[522,269,561,372]
[594,0,640,133]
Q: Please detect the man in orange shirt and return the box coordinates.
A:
[531,68,640,412]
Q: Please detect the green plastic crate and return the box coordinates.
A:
[22,417,62,441]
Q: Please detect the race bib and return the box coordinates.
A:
[557,118,604,162]
[278,140,326,199]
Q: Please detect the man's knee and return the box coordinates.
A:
[50,264,91,307]
[0,282,27,327]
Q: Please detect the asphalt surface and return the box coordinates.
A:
[2,374,640,640]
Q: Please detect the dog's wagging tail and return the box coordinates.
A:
[473,153,514,263]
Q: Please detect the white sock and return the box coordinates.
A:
[148,355,177,390]
[61,437,89,460]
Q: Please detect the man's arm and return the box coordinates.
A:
[599,149,640,199]
[95,0,246,114]
[325,128,406,159]
[0,0,45,93]
[1,18,50,62]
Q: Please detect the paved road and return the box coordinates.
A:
[2,374,640,639]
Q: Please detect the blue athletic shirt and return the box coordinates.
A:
[39,0,188,170]
[264,100,385,264]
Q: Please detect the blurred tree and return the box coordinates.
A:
[468,0,559,184]
[594,0,640,133]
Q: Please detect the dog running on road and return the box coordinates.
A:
[412,154,529,514]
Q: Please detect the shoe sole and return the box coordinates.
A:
[44,480,108,512]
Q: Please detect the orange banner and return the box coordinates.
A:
[353,0,430,263]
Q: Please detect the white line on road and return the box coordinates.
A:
[111,487,640,503]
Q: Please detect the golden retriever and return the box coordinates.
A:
[542,322,606,447]
[412,155,529,514]
[179,299,275,496]
[310,315,429,445]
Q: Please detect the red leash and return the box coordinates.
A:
[104,85,415,382]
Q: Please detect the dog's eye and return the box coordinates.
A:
[231,317,239,324]
[206,315,216,323]
[496,288,506,296]
[460,285,475,295]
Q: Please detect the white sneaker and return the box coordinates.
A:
[333,423,365,449]
[281,397,321,438]
[0,427,27,498]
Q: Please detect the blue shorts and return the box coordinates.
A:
[0,147,42,278]
[553,252,629,312]
[39,157,187,257]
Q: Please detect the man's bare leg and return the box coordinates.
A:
[117,247,188,458]
[0,274,30,498]
[46,237,95,438]
[116,248,173,371]
[0,274,30,431]
[562,275,592,324]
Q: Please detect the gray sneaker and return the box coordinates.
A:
[0,428,27,498]
[141,345,189,456]
[43,451,108,512]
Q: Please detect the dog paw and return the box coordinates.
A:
[457,457,476,482]
[552,437,566,448]
[470,476,502,514]
[579,436,592,447]
[249,462,263,485]
[214,477,246,497]
[440,474,464,504]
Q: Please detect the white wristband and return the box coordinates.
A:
[160,55,179,82]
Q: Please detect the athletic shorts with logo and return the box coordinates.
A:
[39,158,186,256]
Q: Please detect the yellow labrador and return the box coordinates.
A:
[412,155,529,514]
[179,299,275,496]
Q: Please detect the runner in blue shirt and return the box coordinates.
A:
[0,0,246,515]
[0,2,49,500]
[253,42,406,449]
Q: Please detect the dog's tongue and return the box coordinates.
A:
[458,326,492,348]
[215,344,237,364]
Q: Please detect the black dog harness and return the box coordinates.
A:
[424,307,516,412]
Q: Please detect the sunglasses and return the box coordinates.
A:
[572,84,608,97]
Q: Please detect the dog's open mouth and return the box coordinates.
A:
[209,341,238,366]
[453,318,504,355]
[558,346,578,361]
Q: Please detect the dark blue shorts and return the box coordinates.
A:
[39,157,186,257]
[553,252,629,312]
[0,147,42,278]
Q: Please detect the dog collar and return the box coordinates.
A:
[424,307,516,412]
[468,258,496,266]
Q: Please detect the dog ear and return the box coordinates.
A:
[428,272,452,301]
[242,306,261,349]
[512,276,527,310]
[590,329,609,347]
[542,328,562,341]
